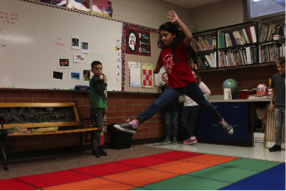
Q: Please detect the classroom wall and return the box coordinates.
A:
[188,0,244,32]
[112,0,193,29]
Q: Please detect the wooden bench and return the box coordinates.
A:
[0,101,99,171]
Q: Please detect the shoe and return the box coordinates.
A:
[161,138,171,144]
[113,123,137,134]
[269,144,281,152]
[183,137,197,145]
[99,147,108,156]
[222,121,234,135]
[172,137,177,145]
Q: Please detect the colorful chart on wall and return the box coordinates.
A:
[141,63,153,88]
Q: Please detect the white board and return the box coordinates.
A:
[0,0,122,91]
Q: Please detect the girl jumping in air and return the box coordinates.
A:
[114,10,234,137]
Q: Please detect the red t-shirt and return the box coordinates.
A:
[160,42,195,88]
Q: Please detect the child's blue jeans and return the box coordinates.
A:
[136,82,222,124]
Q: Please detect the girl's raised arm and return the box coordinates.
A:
[167,10,193,47]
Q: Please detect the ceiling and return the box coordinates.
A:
[162,0,222,9]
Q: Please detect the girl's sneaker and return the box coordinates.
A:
[183,137,197,145]
[221,121,234,135]
[113,123,137,134]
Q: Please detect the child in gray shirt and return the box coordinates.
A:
[269,57,285,152]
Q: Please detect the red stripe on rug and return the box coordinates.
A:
[0,178,36,190]
[149,151,202,160]
[17,170,94,188]
[115,156,173,167]
[72,162,139,177]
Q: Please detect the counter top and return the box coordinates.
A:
[209,98,271,103]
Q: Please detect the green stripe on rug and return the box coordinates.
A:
[186,165,259,182]
[142,175,231,190]
[219,158,282,171]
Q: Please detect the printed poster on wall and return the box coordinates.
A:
[68,0,91,11]
[92,0,113,18]
[126,27,151,56]
[141,63,153,88]
[128,62,141,87]
[40,0,66,7]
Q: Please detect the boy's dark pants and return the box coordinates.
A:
[90,108,104,151]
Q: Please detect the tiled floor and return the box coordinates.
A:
[144,142,285,163]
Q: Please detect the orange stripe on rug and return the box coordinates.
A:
[103,168,178,187]
[147,160,213,174]
[43,177,135,190]
[181,154,239,165]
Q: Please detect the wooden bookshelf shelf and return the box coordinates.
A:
[196,49,217,54]
[218,43,257,51]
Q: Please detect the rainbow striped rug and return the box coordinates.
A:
[0,151,284,190]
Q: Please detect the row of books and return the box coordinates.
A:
[259,23,285,42]
[218,47,257,67]
[218,26,257,49]
[260,43,285,63]
[191,36,216,52]
[190,52,217,70]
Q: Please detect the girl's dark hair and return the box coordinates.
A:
[156,22,198,67]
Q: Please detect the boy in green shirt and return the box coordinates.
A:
[89,61,108,157]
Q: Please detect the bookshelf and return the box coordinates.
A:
[191,30,217,71]
[191,15,285,72]
[258,15,285,65]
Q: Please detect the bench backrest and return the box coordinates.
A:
[0,102,82,130]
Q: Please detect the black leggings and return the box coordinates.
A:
[180,106,201,137]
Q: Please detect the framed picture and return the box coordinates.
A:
[83,69,91,82]
[58,58,71,69]
[52,71,64,81]
[69,72,80,81]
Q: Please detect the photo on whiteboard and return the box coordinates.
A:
[116,57,121,62]
[73,53,86,63]
[83,69,90,82]
[52,71,64,81]
[92,0,113,18]
[58,58,71,69]
[40,0,66,7]
[115,77,120,83]
[69,72,81,81]
[115,71,120,77]
[115,39,120,51]
[115,64,121,71]
[72,35,80,50]
[81,39,89,54]
[68,0,90,11]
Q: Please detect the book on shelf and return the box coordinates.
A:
[260,23,285,42]
[190,52,216,70]
[219,46,256,67]
[219,26,256,48]
[191,36,216,52]
[260,43,285,63]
